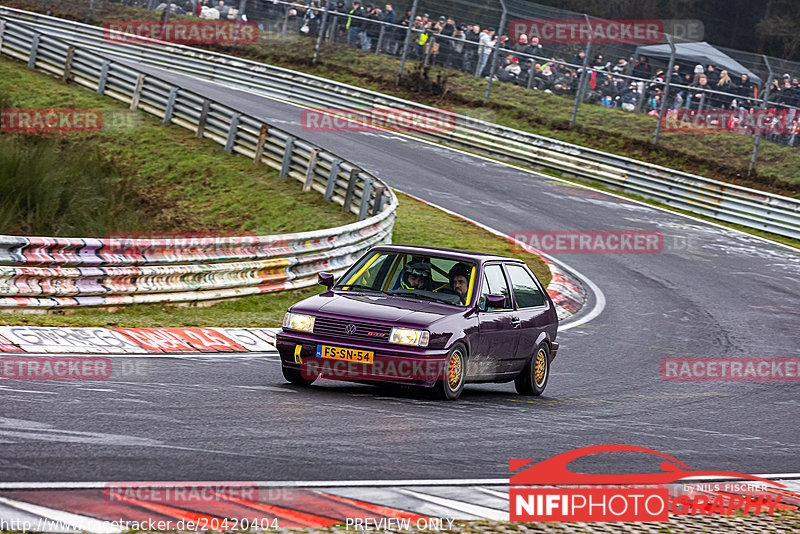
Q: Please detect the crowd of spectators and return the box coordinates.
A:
[113,0,800,147]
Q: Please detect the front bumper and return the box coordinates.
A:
[277,330,451,387]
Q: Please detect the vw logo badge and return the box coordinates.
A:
[345,324,357,335]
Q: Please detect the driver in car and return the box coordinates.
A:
[399,262,433,291]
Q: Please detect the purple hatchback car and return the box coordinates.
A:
[277,244,559,400]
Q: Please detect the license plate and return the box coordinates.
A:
[316,345,374,363]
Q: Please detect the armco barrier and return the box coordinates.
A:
[2,7,797,240]
[0,16,397,309]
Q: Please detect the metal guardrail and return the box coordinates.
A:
[0,15,397,309]
[2,6,797,240]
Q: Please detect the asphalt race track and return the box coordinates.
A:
[1,59,799,483]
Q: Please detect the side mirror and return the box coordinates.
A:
[483,294,505,310]
[318,272,334,289]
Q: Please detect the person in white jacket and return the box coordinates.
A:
[476,28,496,77]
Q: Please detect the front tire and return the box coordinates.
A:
[515,343,550,396]
[434,343,466,400]
[282,364,316,386]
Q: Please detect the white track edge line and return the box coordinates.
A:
[1,475,799,489]
[0,496,120,533]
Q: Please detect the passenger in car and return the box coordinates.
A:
[447,262,471,304]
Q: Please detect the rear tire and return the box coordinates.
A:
[434,343,466,400]
[515,343,550,396]
[282,364,316,386]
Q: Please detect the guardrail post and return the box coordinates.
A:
[196,99,210,138]
[483,0,507,103]
[163,87,178,124]
[224,112,241,153]
[358,178,373,220]
[253,124,268,164]
[0,20,7,52]
[304,149,320,192]
[374,25,385,55]
[280,136,294,177]
[569,15,592,129]
[395,0,419,84]
[312,0,331,65]
[130,73,146,111]
[323,158,341,200]
[97,60,111,94]
[748,55,774,178]
[372,185,385,215]
[281,5,290,36]
[62,46,75,83]
[27,33,41,69]
[330,17,338,42]
[653,35,676,145]
[343,167,360,212]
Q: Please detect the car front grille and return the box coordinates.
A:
[313,317,393,343]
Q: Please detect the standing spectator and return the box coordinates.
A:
[524,36,544,59]
[713,70,733,108]
[346,1,365,48]
[689,74,710,109]
[364,6,382,50]
[477,27,497,77]
[571,50,585,66]
[438,17,458,68]
[611,57,627,75]
[462,24,480,74]
[706,64,720,86]
[631,55,650,93]
[382,4,397,54]
[733,73,756,109]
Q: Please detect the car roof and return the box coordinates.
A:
[373,244,524,264]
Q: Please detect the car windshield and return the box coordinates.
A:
[335,251,477,307]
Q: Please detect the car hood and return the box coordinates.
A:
[290,292,462,328]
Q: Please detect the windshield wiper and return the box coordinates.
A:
[390,291,447,303]
[337,284,390,295]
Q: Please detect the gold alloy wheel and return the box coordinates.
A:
[448,351,463,390]
[534,348,547,386]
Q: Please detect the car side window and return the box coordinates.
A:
[479,264,512,310]
[506,264,545,308]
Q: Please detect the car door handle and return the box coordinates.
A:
[511,317,521,328]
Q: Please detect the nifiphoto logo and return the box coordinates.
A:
[509,444,790,523]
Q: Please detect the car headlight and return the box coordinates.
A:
[283,312,315,333]
[389,327,429,347]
